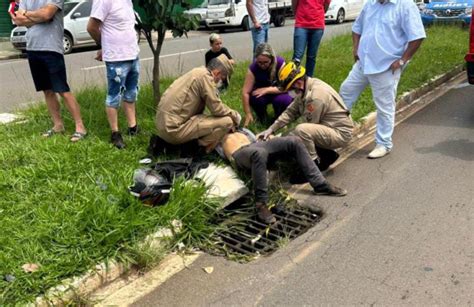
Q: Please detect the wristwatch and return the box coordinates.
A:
[398,59,406,66]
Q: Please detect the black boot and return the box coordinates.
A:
[111,131,126,149]
[256,202,276,224]
[127,125,140,136]
[315,147,340,171]
[313,182,347,196]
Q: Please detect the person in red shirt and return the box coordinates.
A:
[292,0,330,77]
[8,0,20,25]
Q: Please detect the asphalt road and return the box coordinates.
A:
[0,21,352,113]
[132,80,474,306]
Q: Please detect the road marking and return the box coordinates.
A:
[81,48,207,71]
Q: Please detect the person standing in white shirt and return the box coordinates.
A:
[87,0,140,149]
[246,0,270,56]
[339,0,425,159]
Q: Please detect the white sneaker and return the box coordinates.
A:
[368,145,391,159]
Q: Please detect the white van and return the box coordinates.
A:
[325,0,365,24]
[206,0,291,31]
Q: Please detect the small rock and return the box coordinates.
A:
[4,275,15,282]
[423,267,433,272]
[203,267,214,274]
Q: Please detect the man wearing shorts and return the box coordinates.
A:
[11,0,87,142]
[88,0,140,149]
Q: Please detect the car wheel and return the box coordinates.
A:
[336,9,345,24]
[63,34,73,54]
[242,15,250,31]
[274,14,285,27]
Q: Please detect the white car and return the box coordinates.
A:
[184,0,208,29]
[10,0,95,54]
[325,0,365,24]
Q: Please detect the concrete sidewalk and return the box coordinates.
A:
[0,40,22,60]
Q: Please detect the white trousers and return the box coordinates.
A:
[339,61,401,149]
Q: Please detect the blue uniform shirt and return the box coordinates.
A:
[352,0,426,75]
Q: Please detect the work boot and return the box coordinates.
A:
[313,182,347,197]
[315,147,340,171]
[127,125,140,136]
[111,131,126,149]
[256,202,276,224]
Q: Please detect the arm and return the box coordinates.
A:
[242,70,256,126]
[246,0,261,29]
[352,32,361,62]
[17,4,59,24]
[87,18,102,46]
[390,38,424,73]
[269,97,302,132]
[202,77,240,124]
[324,0,330,13]
[292,0,298,15]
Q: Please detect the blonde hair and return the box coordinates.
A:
[255,43,277,82]
[209,33,222,45]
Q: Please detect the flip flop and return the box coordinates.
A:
[70,131,87,142]
[42,128,65,138]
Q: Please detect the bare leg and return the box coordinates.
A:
[44,90,64,132]
[123,100,136,128]
[106,106,119,132]
[59,92,86,134]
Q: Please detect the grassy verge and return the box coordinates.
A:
[0,25,467,304]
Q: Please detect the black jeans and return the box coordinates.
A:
[232,136,326,204]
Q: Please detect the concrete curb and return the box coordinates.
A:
[32,65,465,305]
[0,52,23,60]
[338,64,464,159]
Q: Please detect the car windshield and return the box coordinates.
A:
[64,2,79,15]
[209,0,229,5]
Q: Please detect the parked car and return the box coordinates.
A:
[419,0,472,26]
[184,0,209,29]
[465,10,474,84]
[11,0,95,54]
[325,0,365,24]
[205,0,290,32]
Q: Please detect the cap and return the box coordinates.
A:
[216,54,234,79]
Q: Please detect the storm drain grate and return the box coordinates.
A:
[208,199,323,259]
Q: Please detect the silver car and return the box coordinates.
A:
[10,0,96,54]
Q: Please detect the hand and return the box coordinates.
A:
[256,128,273,141]
[95,49,103,61]
[234,112,242,126]
[252,87,268,98]
[353,49,359,62]
[243,112,254,127]
[390,59,402,74]
[254,21,261,30]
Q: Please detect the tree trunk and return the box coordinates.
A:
[152,30,166,105]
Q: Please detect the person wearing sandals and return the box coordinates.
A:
[88,0,140,149]
[242,43,293,126]
[10,0,87,142]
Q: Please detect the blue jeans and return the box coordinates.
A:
[105,58,140,108]
[251,23,269,56]
[293,27,324,77]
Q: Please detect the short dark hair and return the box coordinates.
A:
[207,58,228,75]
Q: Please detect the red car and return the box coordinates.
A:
[466,10,474,84]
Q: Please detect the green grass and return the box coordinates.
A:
[0,25,468,305]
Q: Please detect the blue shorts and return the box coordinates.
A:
[27,51,70,93]
[105,58,140,108]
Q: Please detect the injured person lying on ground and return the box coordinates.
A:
[215,128,347,224]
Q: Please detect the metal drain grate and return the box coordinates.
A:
[209,199,322,258]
